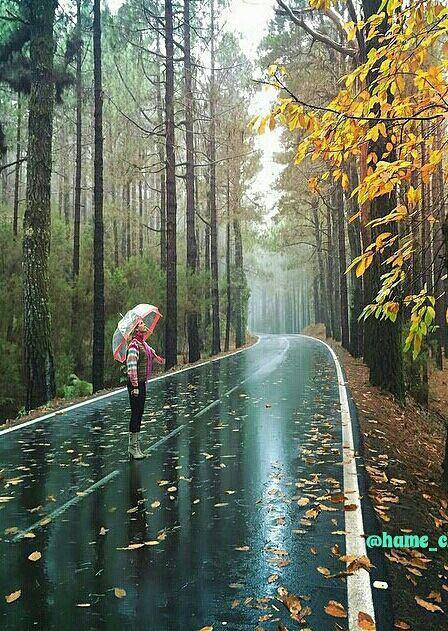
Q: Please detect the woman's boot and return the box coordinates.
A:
[129,432,145,459]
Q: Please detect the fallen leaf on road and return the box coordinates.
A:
[145,540,160,546]
[28,551,41,562]
[116,543,145,550]
[5,590,21,603]
[151,501,160,509]
[297,497,309,506]
[235,546,249,551]
[324,600,347,618]
[427,590,442,602]
[198,627,212,631]
[347,555,374,573]
[358,611,375,630]
[99,527,108,535]
[267,574,279,583]
[394,622,410,629]
[114,588,126,598]
[214,503,228,507]
[415,595,444,613]
[317,567,330,576]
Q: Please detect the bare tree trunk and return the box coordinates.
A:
[362,0,404,399]
[73,0,82,281]
[233,215,245,347]
[184,0,200,362]
[92,0,105,392]
[225,166,231,351]
[13,93,22,237]
[312,200,328,333]
[23,0,56,410]
[126,180,131,260]
[337,186,349,349]
[164,0,178,369]
[209,0,220,354]
[156,30,166,271]
[139,176,143,256]
[346,161,363,357]
[434,122,447,366]
[71,0,83,374]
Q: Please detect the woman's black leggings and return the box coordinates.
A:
[127,380,147,433]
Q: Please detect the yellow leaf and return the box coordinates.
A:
[28,551,41,562]
[114,587,126,598]
[415,595,444,613]
[324,600,347,618]
[356,254,373,278]
[358,610,376,630]
[5,590,21,604]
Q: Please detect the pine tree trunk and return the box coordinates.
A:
[361,0,404,399]
[126,180,131,260]
[209,0,221,354]
[225,168,231,351]
[13,93,21,238]
[325,204,336,338]
[434,122,446,366]
[73,0,82,281]
[233,216,245,347]
[156,31,166,271]
[331,195,341,341]
[164,0,178,369]
[346,161,363,357]
[184,0,200,363]
[23,0,56,410]
[71,0,82,374]
[312,199,329,333]
[337,186,349,349]
[92,0,105,392]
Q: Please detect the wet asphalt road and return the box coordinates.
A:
[0,335,374,630]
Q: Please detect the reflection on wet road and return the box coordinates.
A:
[1,335,356,630]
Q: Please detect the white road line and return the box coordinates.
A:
[298,334,376,630]
[12,469,120,542]
[0,337,261,436]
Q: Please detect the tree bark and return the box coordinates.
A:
[225,166,231,351]
[13,92,21,238]
[184,0,200,362]
[72,0,82,281]
[337,186,349,349]
[71,0,82,374]
[346,161,364,357]
[209,0,221,354]
[312,199,329,333]
[362,0,404,399]
[156,30,166,271]
[23,0,56,410]
[233,215,245,347]
[92,0,105,392]
[164,0,178,369]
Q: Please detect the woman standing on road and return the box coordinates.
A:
[126,320,165,459]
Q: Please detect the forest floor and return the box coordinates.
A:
[303,324,448,630]
[0,336,258,432]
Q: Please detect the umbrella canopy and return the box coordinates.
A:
[112,304,162,363]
